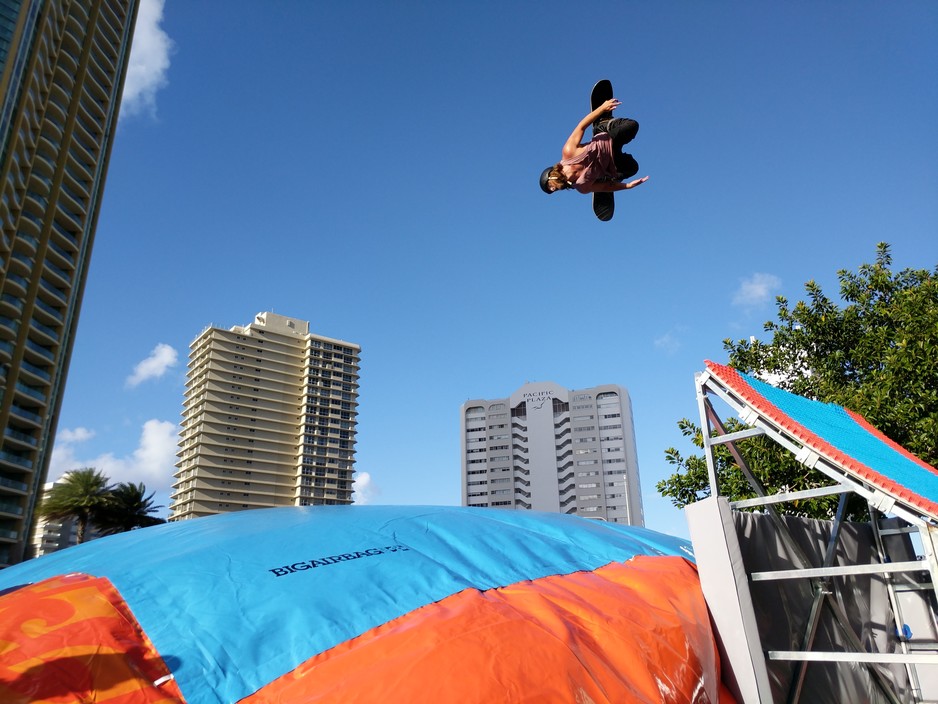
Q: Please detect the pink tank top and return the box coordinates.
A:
[561,133,617,193]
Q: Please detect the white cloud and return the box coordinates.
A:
[653,331,681,355]
[126,343,178,388]
[353,472,378,505]
[121,0,173,119]
[732,273,782,309]
[56,426,96,443]
[48,419,179,494]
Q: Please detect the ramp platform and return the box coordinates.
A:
[689,361,938,704]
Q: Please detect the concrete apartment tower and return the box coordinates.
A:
[461,382,643,525]
[170,312,361,520]
[0,0,140,565]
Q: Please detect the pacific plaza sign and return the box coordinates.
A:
[523,389,555,411]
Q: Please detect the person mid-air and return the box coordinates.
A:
[539,80,648,221]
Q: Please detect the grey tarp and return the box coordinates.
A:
[734,510,922,703]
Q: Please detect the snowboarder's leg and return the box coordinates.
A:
[614,152,639,180]
[607,118,639,148]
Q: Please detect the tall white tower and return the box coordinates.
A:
[461,382,643,525]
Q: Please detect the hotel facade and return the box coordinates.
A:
[0,0,140,564]
[461,382,644,525]
[170,312,360,521]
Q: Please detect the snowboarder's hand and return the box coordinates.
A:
[625,176,649,189]
[600,98,620,112]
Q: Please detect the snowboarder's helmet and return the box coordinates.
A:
[539,167,553,194]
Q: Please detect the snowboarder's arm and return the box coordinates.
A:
[562,99,620,159]
[589,176,649,192]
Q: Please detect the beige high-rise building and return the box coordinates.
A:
[169,312,360,520]
[0,0,141,565]
[461,382,644,525]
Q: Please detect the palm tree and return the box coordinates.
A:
[37,468,112,544]
[94,482,166,535]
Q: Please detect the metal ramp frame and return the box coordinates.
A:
[687,361,938,704]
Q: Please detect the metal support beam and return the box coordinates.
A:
[752,561,928,582]
[731,484,852,510]
[770,652,938,665]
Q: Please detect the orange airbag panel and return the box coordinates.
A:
[245,556,736,703]
[0,573,184,704]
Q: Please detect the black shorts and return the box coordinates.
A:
[608,118,639,179]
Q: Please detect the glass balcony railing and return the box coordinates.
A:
[24,339,54,361]
[0,476,29,492]
[0,451,32,469]
[9,405,42,424]
[0,294,23,311]
[4,428,37,446]
[30,318,59,342]
[48,239,76,266]
[19,359,51,382]
[15,382,47,403]
[33,297,63,322]
[0,501,24,515]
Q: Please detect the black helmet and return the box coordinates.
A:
[539,167,554,194]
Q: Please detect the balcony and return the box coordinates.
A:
[0,500,23,516]
[0,476,29,493]
[15,381,47,404]
[4,428,37,448]
[9,405,42,425]
[0,294,24,313]
[0,450,33,469]
[29,318,59,344]
[18,358,51,382]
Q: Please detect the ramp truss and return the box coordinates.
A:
[689,361,938,704]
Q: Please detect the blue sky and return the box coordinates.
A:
[48,1,937,537]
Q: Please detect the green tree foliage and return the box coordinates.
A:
[657,243,938,520]
[94,482,166,535]
[38,470,166,543]
[37,467,112,543]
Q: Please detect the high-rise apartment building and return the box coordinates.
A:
[0,0,140,565]
[461,382,644,525]
[170,312,360,521]
[28,477,101,556]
